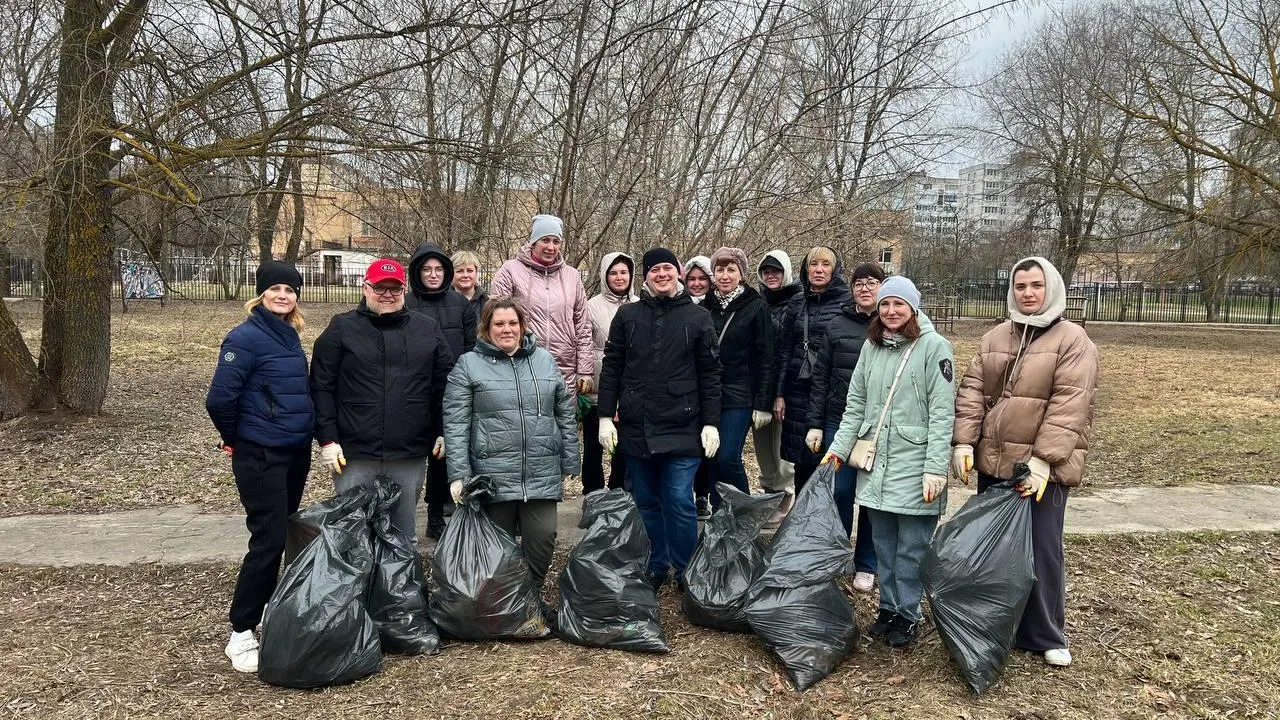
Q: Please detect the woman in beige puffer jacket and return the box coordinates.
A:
[951,255,1099,668]
[582,251,638,494]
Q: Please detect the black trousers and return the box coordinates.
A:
[792,454,821,495]
[424,453,448,517]
[581,413,627,493]
[229,439,310,632]
[978,471,1070,651]
[693,459,711,497]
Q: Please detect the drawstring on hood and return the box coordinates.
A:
[1007,256,1067,328]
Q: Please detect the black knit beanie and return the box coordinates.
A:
[256,261,303,295]
[642,248,680,276]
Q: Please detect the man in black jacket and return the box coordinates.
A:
[311,258,454,547]
[597,248,722,591]
[406,243,477,536]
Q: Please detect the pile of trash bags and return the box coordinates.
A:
[923,471,1036,694]
[257,480,439,689]
[553,489,668,652]
[682,484,783,632]
[428,475,550,641]
[744,465,861,691]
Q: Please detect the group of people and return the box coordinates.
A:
[206,213,1098,678]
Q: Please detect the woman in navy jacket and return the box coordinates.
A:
[206,261,314,674]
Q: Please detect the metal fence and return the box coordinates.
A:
[6,256,1280,324]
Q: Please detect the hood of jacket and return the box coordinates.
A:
[799,246,848,298]
[597,251,637,304]
[1007,255,1068,328]
[515,242,566,274]
[473,331,537,359]
[758,249,800,306]
[408,243,454,299]
[840,302,875,324]
[640,283,693,307]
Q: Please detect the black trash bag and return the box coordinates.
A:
[923,471,1036,695]
[553,489,668,652]
[258,486,382,688]
[744,464,859,691]
[682,483,784,632]
[367,478,440,655]
[428,475,550,640]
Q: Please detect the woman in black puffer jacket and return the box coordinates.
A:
[772,246,850,492]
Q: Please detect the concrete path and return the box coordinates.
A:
[0,483,1277,567]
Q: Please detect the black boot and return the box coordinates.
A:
[886,615,919,648]
[868,609,896,639]
[425,513,446,540]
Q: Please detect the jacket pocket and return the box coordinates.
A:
[857,421,874,439]
[895,424,929,445]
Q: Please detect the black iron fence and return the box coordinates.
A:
[6,256,1279,324]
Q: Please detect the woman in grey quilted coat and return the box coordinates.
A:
[443,297,580,585]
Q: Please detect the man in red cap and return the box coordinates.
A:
[310,258,454,545]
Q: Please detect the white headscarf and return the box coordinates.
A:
[1007,256,1067,328]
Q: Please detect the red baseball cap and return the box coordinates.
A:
[365,258,406,285]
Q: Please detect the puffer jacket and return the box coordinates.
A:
[827,313,956,516]
[443,333,579,503]
[704,285,773,411]
[773,247,851,463]
[597,287,722,460]
[953,318,1099,487]
[586,251,638,404]
[806,304,874,431]
[206,305,314,448]
[489,245,593,387]
[757,250,801,403]
[405,243,477,362]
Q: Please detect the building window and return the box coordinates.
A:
[984,206,1000,214]
[880,246,893,264]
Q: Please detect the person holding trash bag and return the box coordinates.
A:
[804,261,885,592]
[952,256,1099,668]
[206,260,314,674]
[774,246,851,495]
[443,297,580,588]
[597,247,722,592]
[310,258,454,546]
[582,251,638,495]
[702,246,774,510]
[822,275,955,649]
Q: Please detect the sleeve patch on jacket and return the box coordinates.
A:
[223,351,236,363]
[939,359,953,383]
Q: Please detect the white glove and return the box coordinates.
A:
[951,444,974,485]
[432,436,445,459]
[1021,456,1051,501]
[752,410,772,430]
[450,480,464,504]
[922,472,947,503]
[700,425,720,458]
[805,428,824,454]
[598,417,617,453]
[320,442,346,474]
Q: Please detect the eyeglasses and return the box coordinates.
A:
[853,280,881,289]
[365,283,405,296]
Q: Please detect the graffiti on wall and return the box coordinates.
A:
[121,261,165,299]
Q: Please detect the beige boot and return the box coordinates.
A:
[764,488,796,529]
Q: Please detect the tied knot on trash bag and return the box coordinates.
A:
[744,464,861,691]
[553,489,669,653]
[683,483,785,633]
[428,475,551,640]
[922,464,1036,695]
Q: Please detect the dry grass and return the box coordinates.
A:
[1,303,1278,517]
[1,532,1277,719]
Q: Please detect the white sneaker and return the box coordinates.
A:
[852,572,875,592]
[1044,648,1072,667]
[225,630,260,673]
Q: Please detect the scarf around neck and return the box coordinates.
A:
[714,285,745,309]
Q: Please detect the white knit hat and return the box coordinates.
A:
[529,214,563,246]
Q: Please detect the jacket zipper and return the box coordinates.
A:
[511,356,528,501]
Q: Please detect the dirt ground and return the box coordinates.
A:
[1,301,1278,517]
[1,532,1276,719]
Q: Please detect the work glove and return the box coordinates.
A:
[701,425,720,458]
[1020,456,1051,502]
[219,442,234,458]
[320,442,346,474]
[598,417,617,454]
[820,451,843,471]
[576,377,594,395]
[805,428,824,454]
[951,444,974,485]
[450,480,464,504]
[752,410,772,430]
[922,472,947,503]
[432,436,445,459]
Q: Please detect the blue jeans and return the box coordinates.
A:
[626,453,701,580]
[865,508,938,623]
[823,425,876,574]
[709,408,753,509]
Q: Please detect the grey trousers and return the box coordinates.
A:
[485,500,558,586]
[752,419,795,492]
[334,458,425,546]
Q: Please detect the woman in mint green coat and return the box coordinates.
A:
[822,276,955,649]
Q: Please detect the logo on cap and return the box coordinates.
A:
[382,263,395,272]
